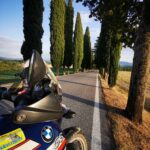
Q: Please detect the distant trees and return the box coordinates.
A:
[21,0,44,60]
[50,0,65,74]
[73,12,83,72]
[63,0,74,71]
[82,27,92,70]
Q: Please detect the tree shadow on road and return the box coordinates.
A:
[72,74,97,79]
[59,80,97,88]
[63,92,124,115]
[63,92,118,149]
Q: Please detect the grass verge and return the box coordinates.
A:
[101,77,150,150]
[117,71,150,112]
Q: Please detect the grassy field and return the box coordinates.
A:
[117,71,150,111]
[0,60,22,84]
[0,60,74,85]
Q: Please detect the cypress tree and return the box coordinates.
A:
[21,0,44,60]
[73,12,83,72]
[63,0,74,71]
[82,27,92,69]
[96,21,112,78]
[108,32,122,87]
[50,0,65,74]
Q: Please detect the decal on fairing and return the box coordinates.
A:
[10,139,41,150]
[47,134,66,150]
[0,128,25,150]
[41,126,54,143]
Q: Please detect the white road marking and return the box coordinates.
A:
[91,74,102,150]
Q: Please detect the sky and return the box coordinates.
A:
[0,0,134,63]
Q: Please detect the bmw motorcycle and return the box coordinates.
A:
[0,50,88,150]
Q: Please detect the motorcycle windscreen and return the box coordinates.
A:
[12,93,64,124]
[28,50,46,86]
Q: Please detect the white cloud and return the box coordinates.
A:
[120,48,134,63]
[80,11,92,25]
[0,37,22,59]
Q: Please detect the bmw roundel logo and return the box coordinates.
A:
[41,126,54,143]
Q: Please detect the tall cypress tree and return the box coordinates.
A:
[21,0,44,60]
[50,0,65,74]
[82,27,92,69]
[63,0,74,70]
[73,12,83,72]
[108,32,122,87]
[96,21,112,77]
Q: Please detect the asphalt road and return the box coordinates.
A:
[58,70,115,150]
[0,70,115,150]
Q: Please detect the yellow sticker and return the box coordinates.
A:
[0,128,26,150]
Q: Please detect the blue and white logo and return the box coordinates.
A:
[41,126,54,143]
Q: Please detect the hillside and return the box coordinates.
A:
[119,61,132,67]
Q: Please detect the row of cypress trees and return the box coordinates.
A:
[21,0,92,74]
[82,27,92,70]
[80,0,150,124]
[73,13,83,72]
[94,0,129,87]
[50,0,92,74]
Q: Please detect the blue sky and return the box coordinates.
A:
[0,0,134,62]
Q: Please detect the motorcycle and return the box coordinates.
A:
[0,50,88,150]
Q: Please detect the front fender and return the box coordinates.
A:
[62,127,81,142]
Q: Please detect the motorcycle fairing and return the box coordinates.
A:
[0,115,64,150]
[28,50,46,87]
[47,134,66,150]
[12,93,64,124]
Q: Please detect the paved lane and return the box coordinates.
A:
[58,70,115,150]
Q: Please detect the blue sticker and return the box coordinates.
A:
[41,126,54,143]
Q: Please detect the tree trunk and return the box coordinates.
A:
[67,67,70,74]
[56,68,59,76]
[125,0,150,123]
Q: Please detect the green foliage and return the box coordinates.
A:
[21,0,44,60]
[108,33,122,87]
[73,12,83,72]
[0,60,22,84]
[63,0,74,68]
[50,0,65,72]
[82,27,92,69]
[77,0,142,48]
[81,0,130,85]
[96,21,112,75]
[52,67,74,75]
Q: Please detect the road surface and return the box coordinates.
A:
[0,70,115,150]
[58,70,115,150]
